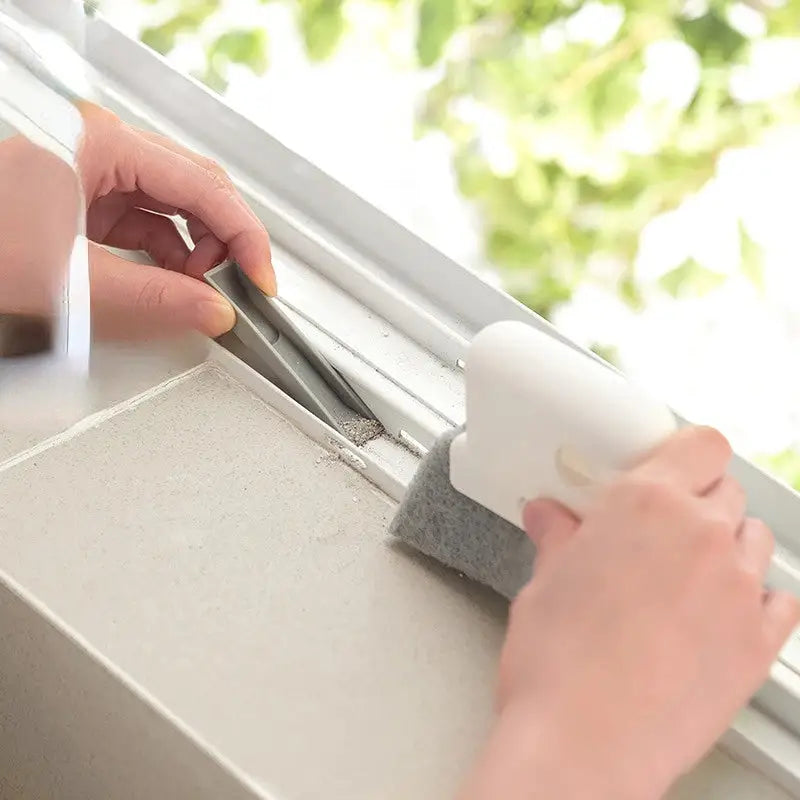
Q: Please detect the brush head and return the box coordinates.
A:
[389,427,534,600]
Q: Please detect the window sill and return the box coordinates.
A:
[6,4,800,794]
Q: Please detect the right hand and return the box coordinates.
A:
[460,426,800,800]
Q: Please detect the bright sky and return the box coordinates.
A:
[102,0,800,465]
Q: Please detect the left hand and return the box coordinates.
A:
[79,102,275,338]
[0,102,274,341]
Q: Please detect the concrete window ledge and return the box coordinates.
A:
[0,345,794,800]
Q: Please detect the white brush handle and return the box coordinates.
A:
[450,321,677,524]
[449,321,796,596]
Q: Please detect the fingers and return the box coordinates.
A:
[124,129,275,294]
[137,134,240,274]
[126,189,180,217]
[762,591,800,654]
[187,216,211,243]
[137,137,234,276]
[185,228,229,280]
[78,106,274,292]
[89,193,227,277]
[523,499,580,565]
[737,518,775,579]
[634,426,732,495]
[103,209,191,272]
[137,130,230,181]
[89,244,235,340]
[703,476,746,529]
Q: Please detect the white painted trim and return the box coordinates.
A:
[723,706,800,797]
[207,342,415,502]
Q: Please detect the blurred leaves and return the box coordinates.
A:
[115,0,800,484]
[141,0,220,54]
[417,0,459,66]
[590,342,620,367]
[757,449,800,493]
[677,10,748,67]
[210,29,270,72]
[739,220,765,292]
[204,29,270,90]
[658,260,727,299]
[125,0,800,322]
[298,0,347,60]
[127,0,800,322]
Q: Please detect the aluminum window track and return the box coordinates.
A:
[16,4,800,793]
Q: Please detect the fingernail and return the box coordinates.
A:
[247,260,277,297]
[261,268,278,298]
[197,297,236,338]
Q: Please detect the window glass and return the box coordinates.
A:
[100,0,800,488]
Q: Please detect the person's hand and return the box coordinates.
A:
[79,102,274,339]
[0,102,274,341]
[459,426,799,800]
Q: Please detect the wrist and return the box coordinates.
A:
[457,699,664,800]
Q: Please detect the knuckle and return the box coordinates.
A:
[197,169,235,209]
[695,425,733,460]
[204,160,233,191]
[694,513,735,549]
[616,476,681,515]
[749,517,775,550]
[135,277,168,312]
[731,565,762,598]
[724,475,745,504]
[116,135,145,195]
[201,156,226,178]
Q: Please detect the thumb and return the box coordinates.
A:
[522,499,580,563]
[89,244,235,340]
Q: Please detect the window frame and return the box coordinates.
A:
[19,4,800,792]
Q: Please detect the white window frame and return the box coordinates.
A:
[18,3,800,792]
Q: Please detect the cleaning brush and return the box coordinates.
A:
[389,425,535,599]
[390,320,678,599]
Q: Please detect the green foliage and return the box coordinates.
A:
[298,0,347,60]
[110,0,800,485]
[123,0,800,322]
[658,260,726,299]
[739,220,765,293]
[140,0,220,54]
[677,10,748,67]
[204,29,270,90]
[589,342,620,367]
[757,449,800,493]
[417,0,459,66]
[211,29,270,72]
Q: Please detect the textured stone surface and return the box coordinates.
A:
[0,336,207,460]
[0,365,506,800]
[0,361,789,799]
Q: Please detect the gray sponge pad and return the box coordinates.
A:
[389,427,535,600]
